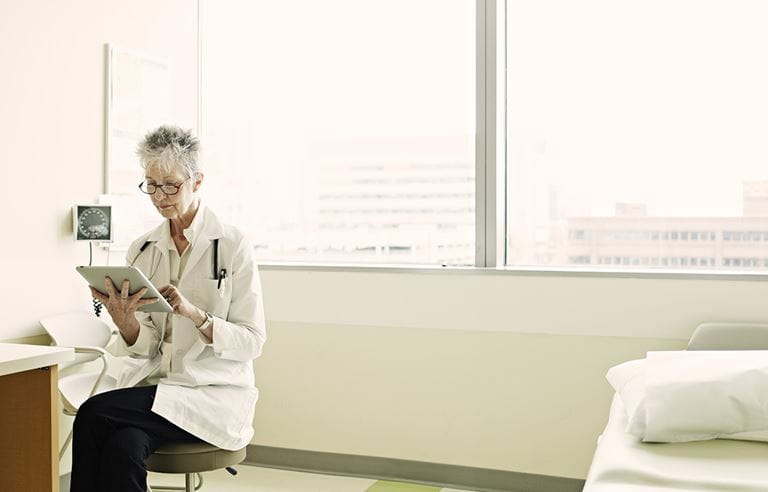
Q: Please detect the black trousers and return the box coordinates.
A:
[70,385,202,492]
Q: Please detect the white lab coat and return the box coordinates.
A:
[110,205,266,450]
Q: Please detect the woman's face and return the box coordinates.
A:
[144,161,203,220]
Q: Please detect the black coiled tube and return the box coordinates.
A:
[93,298,103,317]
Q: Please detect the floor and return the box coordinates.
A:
[63,465,477,491]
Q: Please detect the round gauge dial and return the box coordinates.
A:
[78,207,110,240]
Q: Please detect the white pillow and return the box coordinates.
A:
[607,350,768,443]
[605,358,646,436]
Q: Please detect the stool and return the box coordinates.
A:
[145,441,246,492]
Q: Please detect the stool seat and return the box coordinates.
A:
[146,441,246,474]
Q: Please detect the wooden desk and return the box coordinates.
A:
[0,343,73,492]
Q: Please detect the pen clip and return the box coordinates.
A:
[217,268,227,289]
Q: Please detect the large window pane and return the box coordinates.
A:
[202,0,475,265]
[505,0,768,270]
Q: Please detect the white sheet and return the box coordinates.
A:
[583,395,768,492]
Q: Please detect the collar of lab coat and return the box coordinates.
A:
[143,202,226,275]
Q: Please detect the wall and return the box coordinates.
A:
[251,269,768,478]
[0,0,196,475]
[0,0,197,339]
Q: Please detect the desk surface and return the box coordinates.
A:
[0,343,74,377]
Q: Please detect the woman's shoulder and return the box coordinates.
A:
[204,207,248,244]
[128,230,153,252]
[201,209,256,267]
[220,223,251,254]
[124,229,156,264]
[127,221,166,254]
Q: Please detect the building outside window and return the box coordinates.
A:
[505,0,768,271]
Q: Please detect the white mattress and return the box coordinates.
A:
[583,395,768,492]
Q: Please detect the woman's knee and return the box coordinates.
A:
[76,393,106,420]
[74,390,119,431]
[103,427,153,461]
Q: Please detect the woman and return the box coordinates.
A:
[71,125,267,492]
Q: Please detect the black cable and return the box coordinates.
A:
[131,241,162,280]
[130,241,153,266]
[89,241,103,316]
[212,238,219,279]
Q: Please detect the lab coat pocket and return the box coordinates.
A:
[188,278,230,317]
[182,345,254,387]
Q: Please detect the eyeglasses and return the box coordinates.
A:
[138,177,190,195]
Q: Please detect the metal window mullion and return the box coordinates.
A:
[475,0,502,268]
[197,0,203,139]
[104,44,113,195]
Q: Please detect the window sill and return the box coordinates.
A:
[257,262,768,281]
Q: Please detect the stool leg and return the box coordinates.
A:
[148,472,202,491]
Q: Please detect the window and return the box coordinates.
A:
[187,0,768,272]
[201,0,475,265]
[504,0,768,271]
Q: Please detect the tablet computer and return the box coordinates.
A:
[76,265,173,313]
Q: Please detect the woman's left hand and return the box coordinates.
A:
[158,285,201,321]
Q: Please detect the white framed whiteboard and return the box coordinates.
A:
[104,43,171,195]
[103,44,169,250]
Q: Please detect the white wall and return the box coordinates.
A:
[4,0,768,483]
[0,0,197,339]
[251,269,768,478]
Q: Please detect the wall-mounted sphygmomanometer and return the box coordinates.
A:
[73,204,113,242]
[73,204,113,317]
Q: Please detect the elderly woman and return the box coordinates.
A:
[71,125,266,492]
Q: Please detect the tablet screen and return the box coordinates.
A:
[76,265,173,313]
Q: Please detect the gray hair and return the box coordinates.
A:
[137,125,200,176]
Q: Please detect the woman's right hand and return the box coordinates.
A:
[89,277,158,329]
